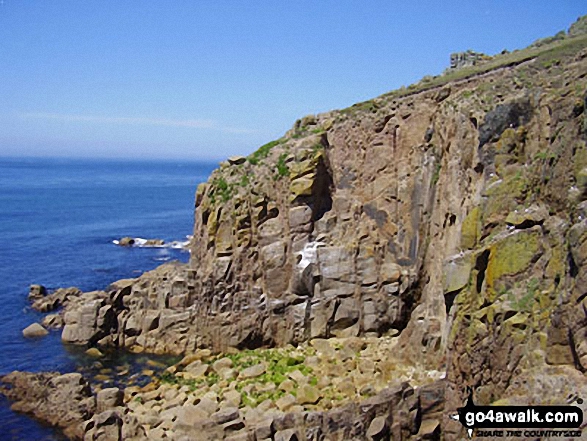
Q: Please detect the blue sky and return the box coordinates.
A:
[0,1,585,160]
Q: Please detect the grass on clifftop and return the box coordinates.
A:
[340,33,587,117]
[248,139,284,165]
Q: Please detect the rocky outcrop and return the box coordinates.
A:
[114,236,189,249]
[449,50,490,69]
[31,286,83,312]
[1,336,445,441]
[0,372,95,440]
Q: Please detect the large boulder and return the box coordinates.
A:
[22,323,48,338]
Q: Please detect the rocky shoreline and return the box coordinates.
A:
[4,19,587,441]
[1,335,445,441]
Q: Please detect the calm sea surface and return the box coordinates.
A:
[0,157,216,440]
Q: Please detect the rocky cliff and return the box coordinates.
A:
[9,21,587,441]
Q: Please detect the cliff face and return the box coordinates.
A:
[185,33,587,418]
[185,35,587,355]
[49,28,587,439]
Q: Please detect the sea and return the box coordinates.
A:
[0,157,217,440]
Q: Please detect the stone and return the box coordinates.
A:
[211,407,240,425]
[195,397,219,416]
[296,384,321,405]
[275,394,296,411]
[117,236,136,246]
[443,254,472,293]
[278,379,295,393]
[380,262,401,283]
[228,156,246,165]
[287,369,307,384]
[212,357,234,373]
[223,389,242,407]
[486,230,541,292]
[255,418,274,439]
[290,177,315,200]
[174,404,210,429]
[96,387,123,413]
[239,363,266,379]
[418,419,440,439]
[505,205,547,229]
[184,361,210,378]
[275,428,299,441]
[41,314,64,329]
[331,298,359,333]
[28,284,46,302]
[22,323,48,338]
[366,416,388,440]
[85,347,104,358]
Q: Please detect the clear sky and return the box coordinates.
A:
[0,1,585,160]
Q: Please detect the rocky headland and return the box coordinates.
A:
[3,16,587,441]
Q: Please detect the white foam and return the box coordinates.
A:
[114,236,191,249]
[134,237,148,246]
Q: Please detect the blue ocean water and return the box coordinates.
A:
[0,157,216,440]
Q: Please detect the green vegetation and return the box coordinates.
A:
[338,33,587,118]
[276,153,289,178]
[536,35,587,69]
[340,98,381,116]
[239,174,250,187]
[505,278,539,312]
[158,347,316,408]
[534,151,556,161]
[248,139,283,165]
[431,161,442,186]
[210,176,233,203]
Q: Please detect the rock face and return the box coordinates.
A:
[20,21,587,440]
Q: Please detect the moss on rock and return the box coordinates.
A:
[486,231,542,296]
[461,206,481,249]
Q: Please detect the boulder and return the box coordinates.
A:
[96,387,123,413]
[22,323,48,338]
[117,237,135,246]
[239,363,266,379]
[28,284,46,302]
[228,156,246,165]
[296,384,321,405]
